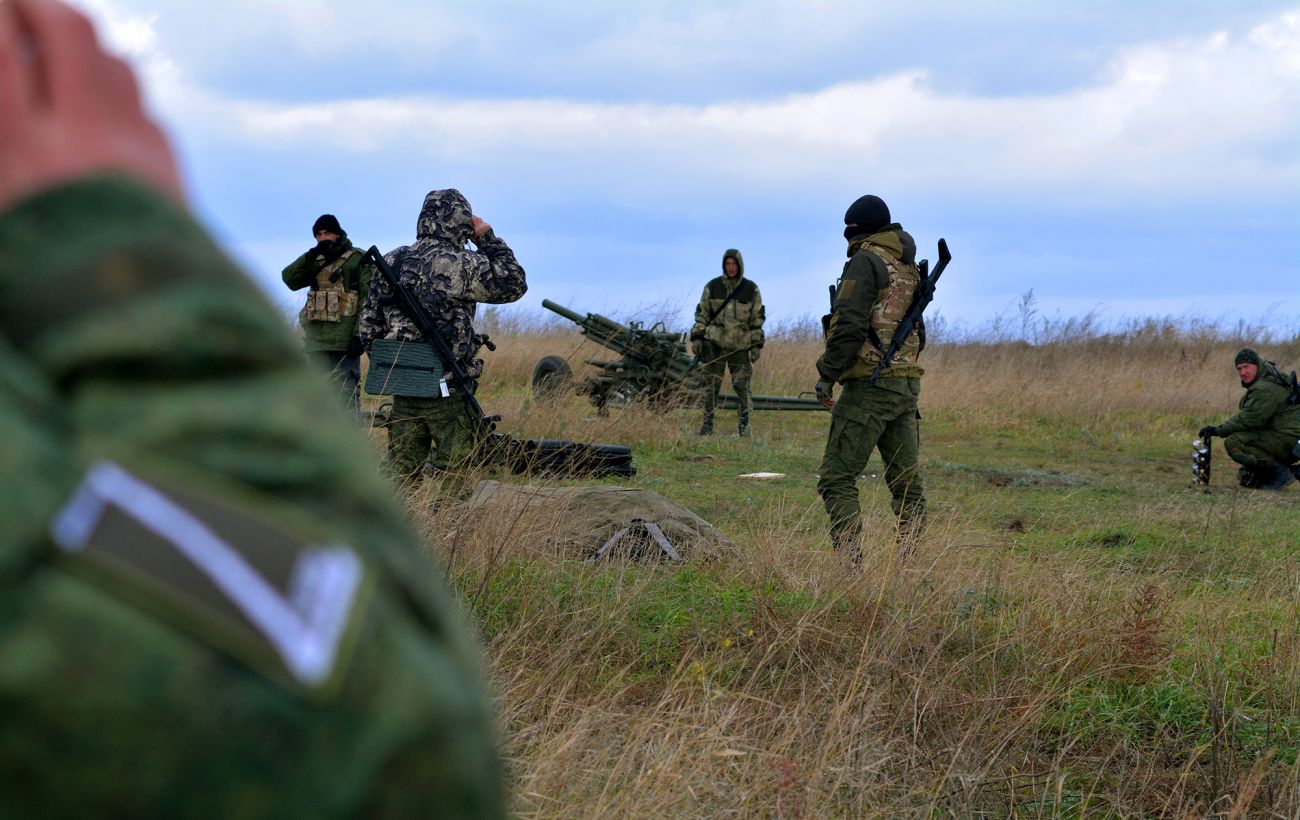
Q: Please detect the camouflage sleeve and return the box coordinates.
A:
[282,251,317,290]
[357,255,393,347]
[0,178,503,813]
[1216,382,1290,436]
[690,284,711,340]
[816,251,886,382]
[749,283,766,349]
[459,230,527,304]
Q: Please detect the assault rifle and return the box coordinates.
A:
[868,238,951,384]
[362,247,635,478]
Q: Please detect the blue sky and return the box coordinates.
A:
[74,1,1300,334]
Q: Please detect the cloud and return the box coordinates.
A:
[153,8,1298,209]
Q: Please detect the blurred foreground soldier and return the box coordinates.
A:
[281,213,375,416]
[0,2,503,815]
[1198,348,1300,490]
[814,195,927,563]
[689,249,765,436]
[358,189,526,483]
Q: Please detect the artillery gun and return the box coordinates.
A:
[534,299,823,413]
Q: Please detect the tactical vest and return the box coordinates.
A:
[855,241,921,371]
[301,250,359,324]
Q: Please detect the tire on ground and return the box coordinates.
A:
[531,355,573,402]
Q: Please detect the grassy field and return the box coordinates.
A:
[370,322,1300,817]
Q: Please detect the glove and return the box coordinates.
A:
[1198,426,1218,439]
[311,238,337,257]
[689,330,704,342]
[815,380,835,407]
[691,339,705,358]
[749,347,761,363]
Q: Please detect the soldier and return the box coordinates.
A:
[0,1,503,815]
[690,248,765,436]
[358,189,526,484]
[1199,348,1300,489]
[813,195,927,564]
[282,212,375,416]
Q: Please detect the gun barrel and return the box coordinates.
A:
[541,299,586,324]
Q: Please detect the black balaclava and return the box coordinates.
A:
[843,195,890,241]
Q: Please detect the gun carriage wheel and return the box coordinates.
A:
[531,355,574,403]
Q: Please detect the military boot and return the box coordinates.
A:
[697,415,714,436]
[1260,461,1296,490]
[1238,466,1268,489]
[737,410,750,437]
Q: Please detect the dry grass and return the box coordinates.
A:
[380,317,1300,817]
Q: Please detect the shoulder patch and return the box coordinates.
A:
[51,461,371,695]
[707,278,728,299]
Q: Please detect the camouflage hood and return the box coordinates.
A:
[847,225,916,265]
[722,248,745,279]
[416,189,475,246]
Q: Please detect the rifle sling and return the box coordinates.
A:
[705,281,745,327]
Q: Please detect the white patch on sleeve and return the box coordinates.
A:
[51,461,363,687]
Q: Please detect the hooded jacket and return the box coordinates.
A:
[357,189,526,382]
[817,225,924,383]
[690,249,765,353]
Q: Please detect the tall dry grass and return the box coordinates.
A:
[389,314,1300,817]
[476,309,1300,421]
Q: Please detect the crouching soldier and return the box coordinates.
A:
[1199,348,1300,489]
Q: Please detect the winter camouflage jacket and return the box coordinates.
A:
[1216,362,1300,438]
[690,249,765,353]
[281,235,375,353]
[0,177,503,818]
[818,225,925,383]
[358,189,526,383]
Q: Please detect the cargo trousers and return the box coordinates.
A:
[817,377,927,556]
[308,349,362,418]
[386,395,478,484]
[699,345,753,419]
[1223,429,1299,469]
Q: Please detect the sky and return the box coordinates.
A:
[71,1,1300,335]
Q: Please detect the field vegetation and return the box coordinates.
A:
[367,311,1300,817]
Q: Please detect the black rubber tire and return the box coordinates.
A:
[531,355,573,402]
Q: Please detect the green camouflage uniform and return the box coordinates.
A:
[358,189,526,483]
[1215,362,1300,472]
[282,236,374,414]
[816,226,927,557]
[690,249,765,432]
[0,177,503,817]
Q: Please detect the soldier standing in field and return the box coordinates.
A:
[357,189,526,484]
[690,249,765,436]
[0,1,503,815]
[1198,348,1300,489]
[282,213,375,416]
[814,195,927,564]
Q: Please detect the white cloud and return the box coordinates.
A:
[148,8,1298,206]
